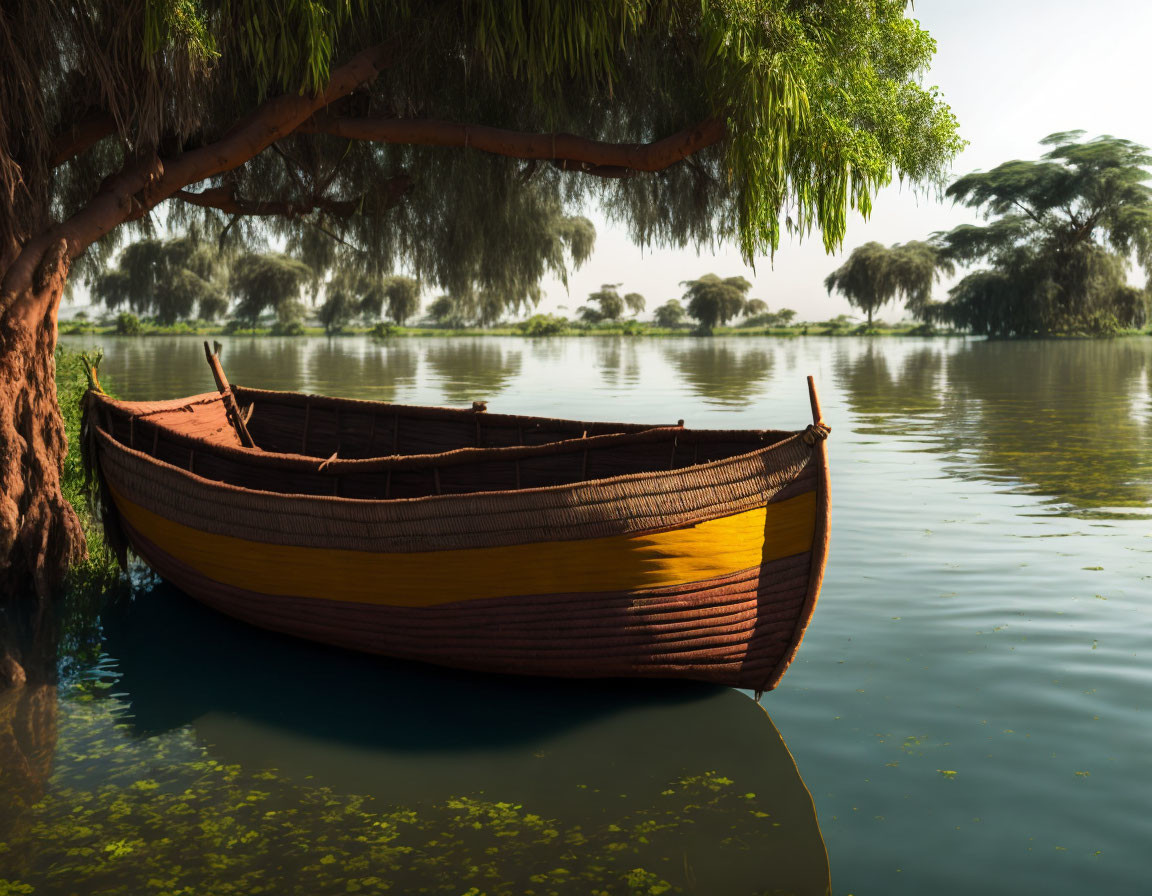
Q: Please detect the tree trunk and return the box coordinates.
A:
[0,243,86,602]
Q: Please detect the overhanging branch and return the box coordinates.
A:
[174,174,411,219]
[49,114,117,168]
[4,40,397,306]
[174,185,360,218]
[297,115,726,176]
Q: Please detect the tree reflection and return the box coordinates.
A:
[304,339,420,402]
[836,340,1152,513]
[593,337,642,389]
[946,341,1152,511]
[424,340,522,403]
[663,341,775,407]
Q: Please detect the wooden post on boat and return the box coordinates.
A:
[203,341,256,448]
[803,376,830,445]
[806,375,824,427]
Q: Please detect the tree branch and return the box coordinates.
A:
[49,114,117,168]
[174,175,411,219]
[174,185,357,218]
[297,115,726,176]
[4,40,397,311]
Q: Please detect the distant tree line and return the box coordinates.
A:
[826,132,1152,336]
[86,237,802,338]
[89,240,425,335]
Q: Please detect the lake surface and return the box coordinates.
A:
[5,334,1151,894]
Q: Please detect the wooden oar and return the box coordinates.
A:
[203,340,256,448]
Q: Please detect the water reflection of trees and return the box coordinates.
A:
[593,338,642,389]
[835,340,1152,512]
[663,341,775,407]
[304,340,420,402]
[423,340,522,404]
[0,604,62,844]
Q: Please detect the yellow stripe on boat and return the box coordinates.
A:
[109,487,817,607]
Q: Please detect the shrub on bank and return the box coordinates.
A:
[516,314,569,337]
[114,312,141,335]
[270,319,305,336]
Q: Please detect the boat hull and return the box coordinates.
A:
[92,415,829,692]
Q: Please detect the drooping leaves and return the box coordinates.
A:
[89,237,226,324]
[681,274,753,332]
[5,1,962,307]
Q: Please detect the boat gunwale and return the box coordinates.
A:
[230,384,669,432]
[91,387,670,434]
[87,390,798,476]
[92,419,813,511]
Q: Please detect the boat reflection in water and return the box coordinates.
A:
[99,582,831,894]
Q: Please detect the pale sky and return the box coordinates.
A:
[535,0,1152,323]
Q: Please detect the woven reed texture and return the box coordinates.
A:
[124,516,813,690]
[759,436,831,692]
[232,385,671,458]
[86,386,831,688]
[97,427,815,551]
[92,393,243,449]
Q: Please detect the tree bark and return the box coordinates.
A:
[0,242,85,601]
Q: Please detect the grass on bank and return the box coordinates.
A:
[61,309,1152,340]
[55,348,125,591]
[59,314,1009,339]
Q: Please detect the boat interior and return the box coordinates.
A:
[90,390,800,500]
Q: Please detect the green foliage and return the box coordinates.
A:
[623,292,646,316]
[2,690,792,896]
[229,252,313,328]
[425,295,470,328]
[699,0,964,258]
[681,274,753,333]
[6,2,960,318]
[581,284,627,323]
[743,298,767,318]
[53,348,124,600]
[825,241,951,325]
[652,300,686,329]
[113,312,141,335]
[516,314,570,337]
[381,276,421,325]
[741,307,797,329]
[316,288,356,334]
[270,319,306,336]
[316,268,417,334]
[933,133,1152,336]
[369,321,398,339]
[90,237,227,325]
[819,314,853,334]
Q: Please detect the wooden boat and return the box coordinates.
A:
[81,351,830,693]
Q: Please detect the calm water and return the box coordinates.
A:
[5,334,1151,894]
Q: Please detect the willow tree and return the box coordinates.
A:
[653,300,687,329]
[228,252,314,329]
[683,274,754,332]
[90,236,227,323]
[0,1,961,598]
[824,240,950,325]
[579,284,628,323]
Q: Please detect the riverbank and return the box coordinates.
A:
[59,318,1152,339]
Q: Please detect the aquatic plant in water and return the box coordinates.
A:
[0,690,811,895]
